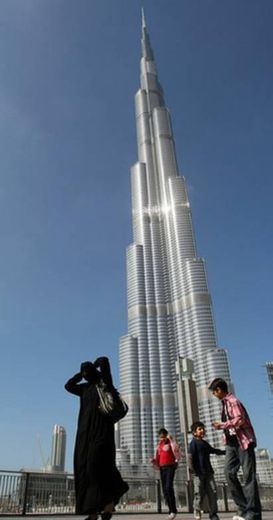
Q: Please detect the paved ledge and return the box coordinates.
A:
[108,514,260,518]
[1,514,272,520]
[109,514,271,520]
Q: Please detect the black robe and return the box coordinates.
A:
[65,373,129,514]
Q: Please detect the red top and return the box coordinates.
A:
[156,439,176,466]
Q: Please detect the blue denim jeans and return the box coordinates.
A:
[160,464,177,514]
[225,443,262,520]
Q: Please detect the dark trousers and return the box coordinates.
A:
[225,443,262,520]
[193,475,219,520]
[160,464,177,514]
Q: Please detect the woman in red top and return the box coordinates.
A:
[151,428,180,519]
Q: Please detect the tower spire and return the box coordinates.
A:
[141,9,154,61]
[141,7,146,29]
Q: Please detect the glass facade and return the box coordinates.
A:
[119,13,232,465]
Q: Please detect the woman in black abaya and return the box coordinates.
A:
[65,357,128,520]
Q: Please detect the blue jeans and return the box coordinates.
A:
[225,443,262,520]
[160,464,177,514]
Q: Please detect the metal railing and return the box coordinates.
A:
[0,470,272,516]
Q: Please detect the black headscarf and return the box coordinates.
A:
[80,361,101,384]
[94,357,114,389]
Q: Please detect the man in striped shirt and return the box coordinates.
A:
[209,377,262,520]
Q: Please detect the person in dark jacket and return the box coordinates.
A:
[65,357,128,520]
[189,421,225,520]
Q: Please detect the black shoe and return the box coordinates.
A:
[101,513,112,520]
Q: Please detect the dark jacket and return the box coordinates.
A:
[189,437,225,477]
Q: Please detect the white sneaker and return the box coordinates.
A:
[167,514,176,520]
[232,516,245,520]
[194,511,202,520]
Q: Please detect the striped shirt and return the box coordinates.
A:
[219,392,256,450]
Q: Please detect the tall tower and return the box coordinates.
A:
[266,362,273,395]
[119,12,232,465]
[50,425,66,472]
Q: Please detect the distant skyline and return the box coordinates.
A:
[0,0,272,471]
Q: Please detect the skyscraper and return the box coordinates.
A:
[119,12,232,465]
[266,362,273,394]
[50,425,66,473]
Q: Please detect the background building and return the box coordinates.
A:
[256,449,273,485]
[49,425,66,473]
[266,362,273,394]
[119,12,232,467]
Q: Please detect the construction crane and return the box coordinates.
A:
[36,433,49,469]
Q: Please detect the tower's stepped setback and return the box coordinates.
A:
[119,13,232,465]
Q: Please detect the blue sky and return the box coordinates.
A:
[0,0,272,471]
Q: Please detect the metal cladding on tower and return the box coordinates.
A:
[119,14,232,465]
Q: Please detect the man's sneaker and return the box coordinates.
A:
[167,514,176,520]
[232,516,245,520]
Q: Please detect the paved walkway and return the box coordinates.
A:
[3,514,272,520]
[108,515,272,520]
[114,514,271,519]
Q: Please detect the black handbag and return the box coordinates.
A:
[96,382,128,423]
